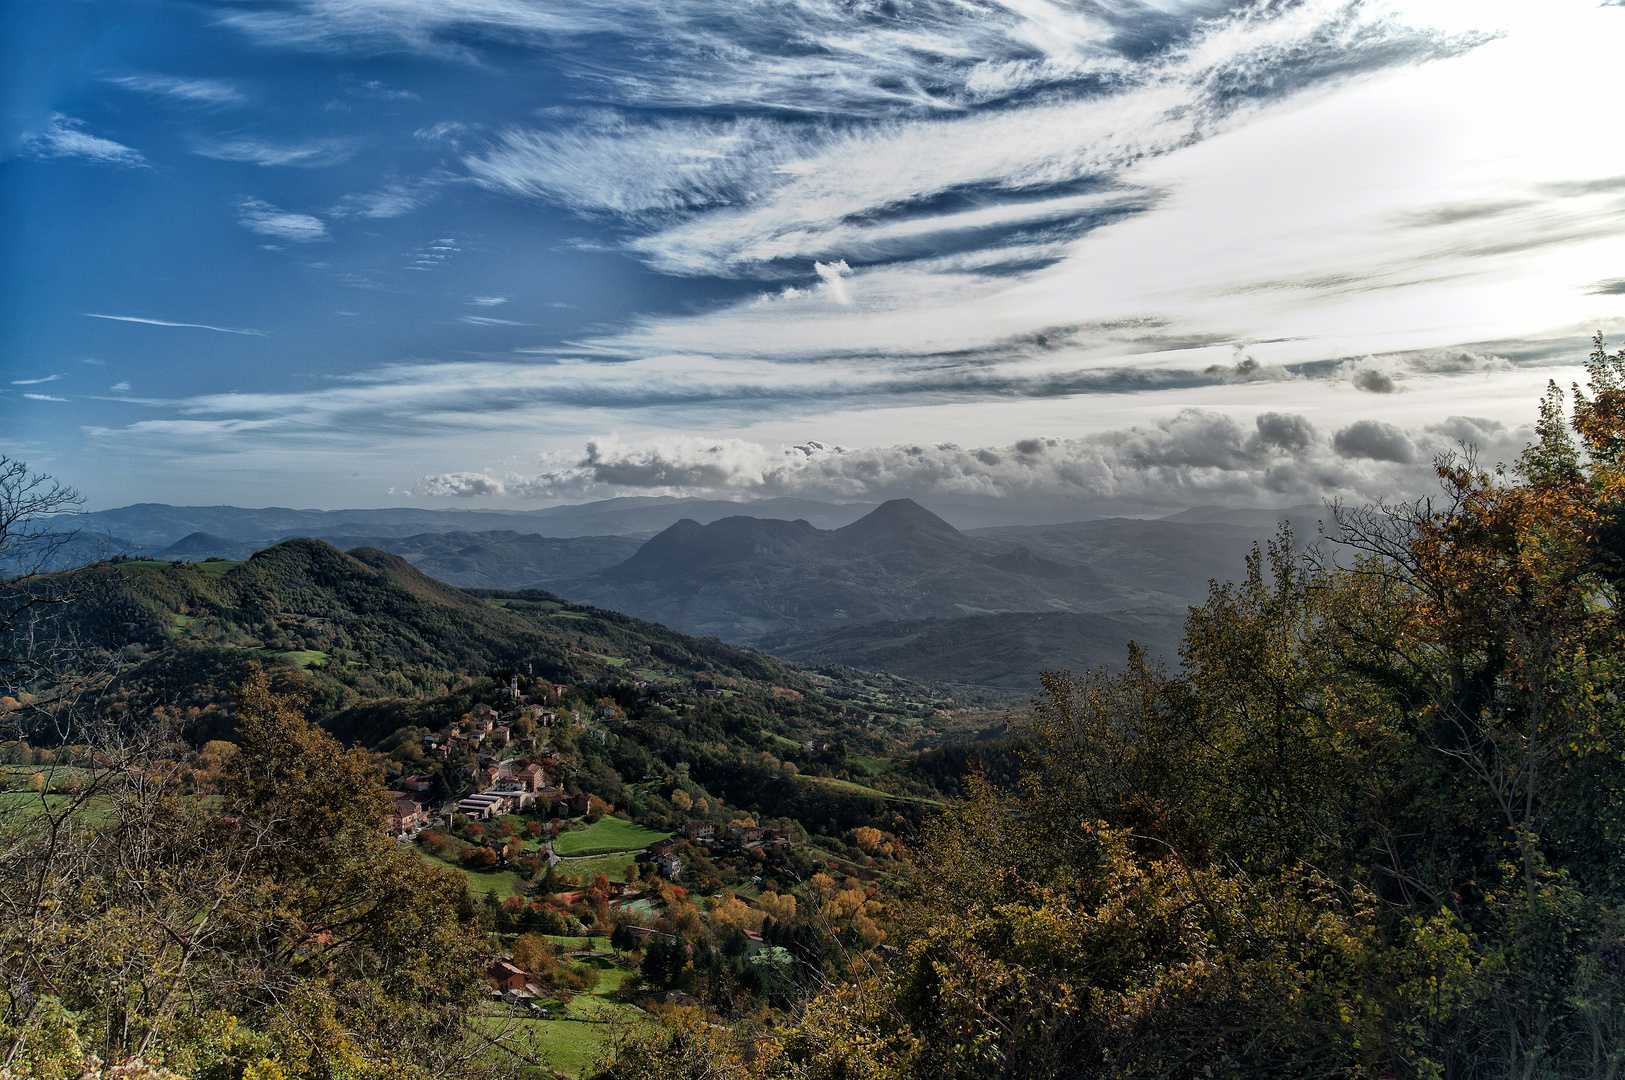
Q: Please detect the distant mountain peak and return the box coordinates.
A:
[839,498,959,538]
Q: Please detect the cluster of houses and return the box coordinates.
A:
[632,679,730,709]
[424,704,535,758]
[682,820,791,849]
[456,756,570,819]
[385,715,572,833]
[641,822,792,879]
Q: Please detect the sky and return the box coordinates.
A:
[3,0,1624,519]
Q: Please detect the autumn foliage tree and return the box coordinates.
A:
[2,665,498,1080]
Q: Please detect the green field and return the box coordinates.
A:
[849,754,895,777]
[195,560,243,575]
[420,852,530,897]
[797,773,939,805]
[474,945,648,1077]
[540,934,613,953]
[552,818,668,857]
[499,1017,610,1077]
[251,647,331,670]
[555,850,640,881]
[478,1009,641,1078]
[483,598,564,614]
[0,791,73,817]
[618,896,657,918]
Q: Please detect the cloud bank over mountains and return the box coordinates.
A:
[413,409,1534,518]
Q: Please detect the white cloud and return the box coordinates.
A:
[329,182,433,218]
[469,296,508,305]
[236,198,330,242]
[196,137,353,167]
[465,115,787,216]
[221,0,1450,128]
[459,0,1478,279]
[1333,420,1416,463]
[220,0,595,54]
[413,121,472,142]
[23,394,68,402]
[814,260,853,306]
[354,78,417,101]
[418,471,505,497]
[460,315,528,326]
[23,116,145,167]
[542,4,1625,392]
[10,374,61,385]
[105,74,245,105]
[413,407,1539,515]
[110,381,131,392]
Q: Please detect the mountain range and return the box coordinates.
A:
[50,497,1325,692]
[74,495,878,548]
[540,499,1320,687]
[558,499,1114,641]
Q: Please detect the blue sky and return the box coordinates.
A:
[3,0,1624,518]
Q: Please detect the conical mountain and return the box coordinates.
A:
[833,499,960,544]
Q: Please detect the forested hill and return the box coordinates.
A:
[26,537,990,761]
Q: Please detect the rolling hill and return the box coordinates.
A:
[315,531,645,589]
[13,540,990,752]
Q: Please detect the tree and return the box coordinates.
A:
[0,457,106,749]
[512,932,551,973]
[2,664,501,1080]
[610,922,639,955]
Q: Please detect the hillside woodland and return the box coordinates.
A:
[7,338,1625,1080]
[600,338,1625,1078]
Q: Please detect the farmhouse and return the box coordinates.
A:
[485,961,528,991]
